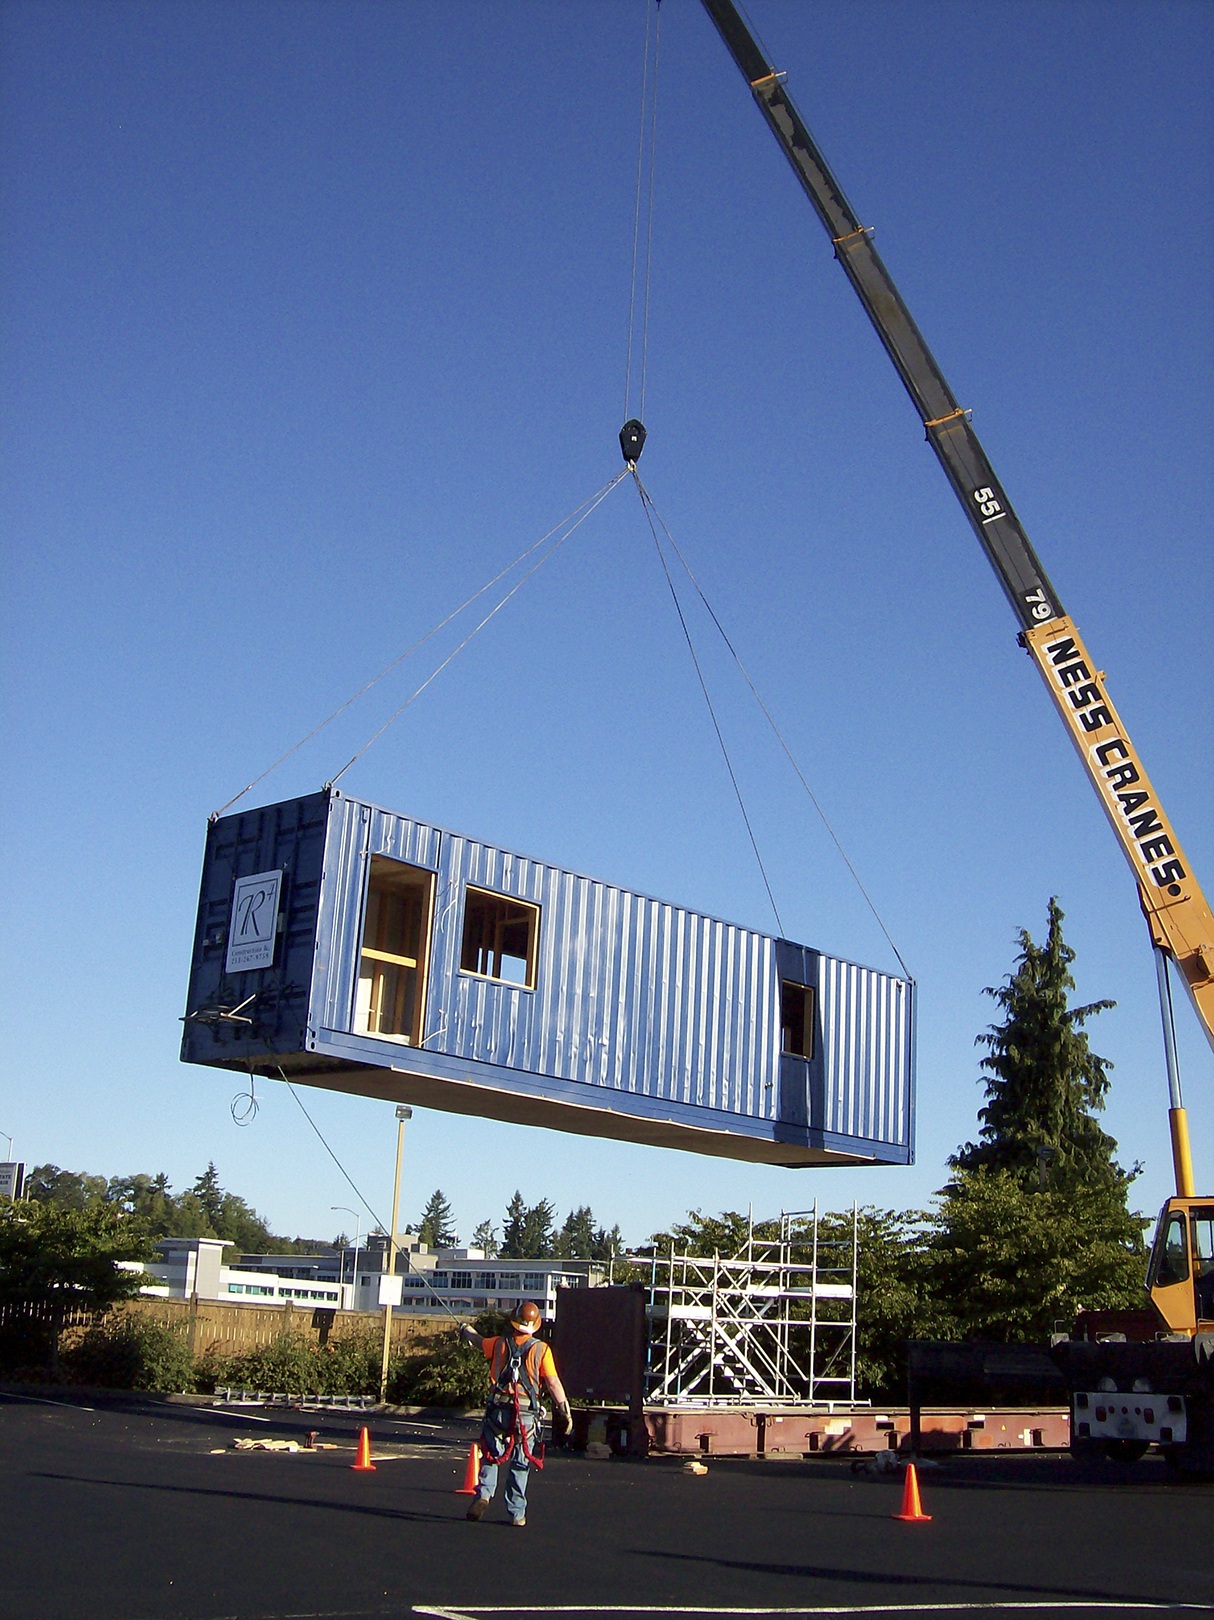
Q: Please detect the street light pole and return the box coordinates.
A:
[379,1105,412,1403]
[331,1205,362,1310]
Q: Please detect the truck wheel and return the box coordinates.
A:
[1104,1439,1149,1463]
[1069,1436,1103,1461]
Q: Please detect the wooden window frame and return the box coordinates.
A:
[356,856,436,1045]
[459,885,541,990]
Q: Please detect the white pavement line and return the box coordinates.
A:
[410,1604,1214,1616]
[0,1392,96,1412]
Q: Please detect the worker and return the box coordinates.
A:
[459,1301,572,1527]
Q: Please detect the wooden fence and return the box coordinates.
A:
[119,1296,449,1358]
[3,1296,448,1360]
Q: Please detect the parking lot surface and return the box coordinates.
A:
[2,1392,1211,1619]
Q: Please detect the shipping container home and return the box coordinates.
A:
[181,791,914,1168]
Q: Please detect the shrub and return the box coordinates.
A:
[64,1310,197,1392]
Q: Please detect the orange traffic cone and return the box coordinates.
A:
[892,1460,931,1522]
[455,1441,481,1495]
[351,1426,376,1472]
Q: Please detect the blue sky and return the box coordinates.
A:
[3,0,1211,1251]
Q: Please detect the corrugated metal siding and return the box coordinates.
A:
[819,957,911,1146]
[317,802,783,1122]
[187,790,912,1157]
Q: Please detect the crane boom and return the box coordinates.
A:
[699,0,1214,1096]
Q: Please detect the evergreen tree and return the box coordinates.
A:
[214,1190,275,1253]
[500,1192,528,1258]
[417,1189,457,1248]
[471,1220,498,1257]
[555,1205,596,1259]
[190,1163,226,1229]
[951,898,1133,1194]
[591,1223,624,1263]
[520,1197,556,1259]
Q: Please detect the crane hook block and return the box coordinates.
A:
[619,419,647,465]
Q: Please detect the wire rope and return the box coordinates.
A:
[211,471,628,819]
[631,474,785,937]
[623,0,662,424]
[326,469,628,788]
[632,471,912,979]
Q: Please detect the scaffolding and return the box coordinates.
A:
[642,1204,859,1408]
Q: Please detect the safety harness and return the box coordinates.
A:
[480,1334,546,1471]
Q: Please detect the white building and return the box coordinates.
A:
[148,1236,600,1318]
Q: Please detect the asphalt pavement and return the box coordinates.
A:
[2,1391,1211,1620]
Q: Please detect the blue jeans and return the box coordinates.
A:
[477,1408,539,1521]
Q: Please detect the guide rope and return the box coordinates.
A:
[631,470,912,979]
[623,0,662,426]
[281,1072,469,1328]
[211,471,629,820]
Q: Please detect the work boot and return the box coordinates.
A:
[508,1516,526,1528]
[466,1498,488,1522]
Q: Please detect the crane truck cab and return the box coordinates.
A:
[1148,1199,1214,1337]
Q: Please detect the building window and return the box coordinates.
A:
[523,1273,546,1292]
[357,856,436,1044]
[450,1271,473,1290]
[781,981,815,1059]
[460,888,540,989]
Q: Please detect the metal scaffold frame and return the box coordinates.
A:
[642,1204,860,1408]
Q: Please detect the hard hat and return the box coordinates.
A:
[510,1301,542,1334]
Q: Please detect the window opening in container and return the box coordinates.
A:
[781,981,815,1059]
[460,887,540,989]
[356,856,435,1044]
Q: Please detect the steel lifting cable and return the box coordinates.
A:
[631,470,912,980]
[623,0,662,426]
[211,471,629,820]
[631,474,785,937]
[326,471,629,788]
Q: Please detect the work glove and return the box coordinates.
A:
[458,1324,482,1348]
[553,1401,573,1442]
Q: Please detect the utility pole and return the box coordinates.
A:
[379,1105,412,1403]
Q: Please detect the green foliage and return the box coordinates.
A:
[26,1160,310,1255]
[0,1200,152,1316]
[646,1208,779,1257]
[417,1189,457,1248]
[203,1325,386,1397]
[953,898,1132,1193]
[922,1168,1148,1341]
[25,1165,109,1209]
[500,1192,556,1259]
[845,1207,943,1400]
[555,1205,596,1259]
[0,1200,153,1372]
[471,1220,498,1257]
[64,1310,197,1392]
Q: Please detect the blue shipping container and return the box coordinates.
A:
[181,790,914,1167]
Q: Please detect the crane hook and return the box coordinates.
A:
[619,419,647,467]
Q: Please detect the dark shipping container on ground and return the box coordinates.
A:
[181,790,914,1167]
